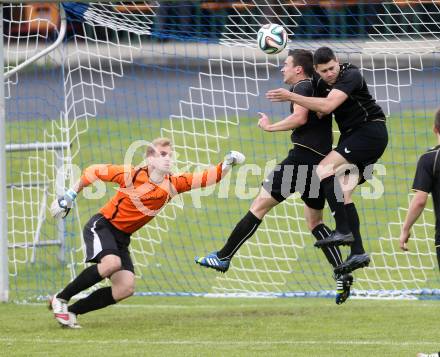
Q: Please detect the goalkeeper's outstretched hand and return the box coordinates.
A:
[50,188,77,219]
[222,151,246,171]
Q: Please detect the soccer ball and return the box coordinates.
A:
[257,23,288,55]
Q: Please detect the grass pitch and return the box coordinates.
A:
[4,109,440,357]
[0,296,438,357]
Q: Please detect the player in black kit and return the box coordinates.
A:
[400,108,440,272]
[267,47,388,275]
[195,49,353,304]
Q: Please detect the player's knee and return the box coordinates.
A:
[119,285,135,300]
[114,283,135,301]
[250,192,276,217]
[316,164,334,180]
[99,255,122,277]
[124,284,135,298]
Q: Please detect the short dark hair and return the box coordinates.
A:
[313,47,336,65]
[435,108,440,132]
[287,49,314,77]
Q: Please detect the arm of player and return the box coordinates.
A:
[266,87,348,115]
[257,105,308,132]
[50,164,131,219]
[172,151,245,194]
[399,190,429,251]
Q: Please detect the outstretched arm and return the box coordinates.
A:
[399,190,429,251]
[50,164,131,218]
[172,151,245,194]
[78,164,131,190]
[266,87,348,115]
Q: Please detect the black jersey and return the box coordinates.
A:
[412,145,440,239]
[290,79,332,157]
[316,63,385,134]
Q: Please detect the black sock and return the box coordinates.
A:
[68,287,116,315]
[345,203,365,255]
[312,224,343,267]
[217,211,262,260]
[436,245,440,271]
[57,265,103,302]
[321,176,350,234]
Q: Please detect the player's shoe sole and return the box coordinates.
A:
[195,252,230,273]
[314,231,354,248]
[334,253,370,275]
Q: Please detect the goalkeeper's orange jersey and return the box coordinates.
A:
[80,163,223,234]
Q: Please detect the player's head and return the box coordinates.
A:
[313,47,340,85]
[146,137,173,174]
[282,49,313,84]
[434,108,440,136]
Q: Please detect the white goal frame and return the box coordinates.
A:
[0,4,8,302]
[0,2,68,302]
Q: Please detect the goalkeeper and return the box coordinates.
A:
[400,108,440,271]
[49,137,245,328]
[195,49,353,305]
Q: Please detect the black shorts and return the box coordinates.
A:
[83,213,134,273]
[262,146,326,210]
[335,120,388,183]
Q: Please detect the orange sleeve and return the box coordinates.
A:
[171,163,223,194]
[80,164,132,187]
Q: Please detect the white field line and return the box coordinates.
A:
[17,301,439,309]
[0,337,438,347]
[15,302,289,309]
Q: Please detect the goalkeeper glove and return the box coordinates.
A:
[222,150,246,171]
[50,188,77,219]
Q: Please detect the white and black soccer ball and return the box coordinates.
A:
[257,23,288,55]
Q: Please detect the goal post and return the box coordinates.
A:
[1,2,70,302]
[4,4,66,80]
[0,3,9,303]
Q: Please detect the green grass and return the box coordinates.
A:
[0,297,438,356]
[5,109,440,300]
[4,101,440,356]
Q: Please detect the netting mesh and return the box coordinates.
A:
[3,1,440,300]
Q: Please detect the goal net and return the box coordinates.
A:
[3,0,440,301]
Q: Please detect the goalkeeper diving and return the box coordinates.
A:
[49,137,245,328]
